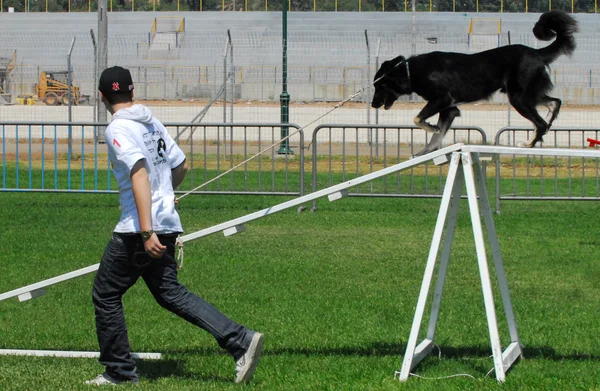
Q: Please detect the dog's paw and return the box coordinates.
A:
[517,141,533,148]
[414,148,434,157]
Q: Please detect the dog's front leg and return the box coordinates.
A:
[413,101,450,134]
[414,107,461,157]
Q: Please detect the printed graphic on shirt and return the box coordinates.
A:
[157,138,166,158]
[143,130,168,167]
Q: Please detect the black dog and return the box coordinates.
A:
[371,10,578,156]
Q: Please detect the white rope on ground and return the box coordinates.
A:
[408,373,479,380]
[391,344,495,382]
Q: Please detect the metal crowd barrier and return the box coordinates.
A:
[4,121,600,213]
[0,122,305,196]
[309,124,487,211]
[494,127,600,213]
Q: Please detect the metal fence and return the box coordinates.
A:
[494,127,600,213]
[3,122,600,212]
[3,28,600,139]
[0,121,306,195]
[308,124,487,210]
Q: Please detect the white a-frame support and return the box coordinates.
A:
[399,151,523,382]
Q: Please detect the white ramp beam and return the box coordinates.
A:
[0,144,464,303]
[180,144,464,243]
[462,145,600,158]
[0,349,161,360]
[0,264,100,302]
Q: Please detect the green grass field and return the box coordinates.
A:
[1,192,600,391]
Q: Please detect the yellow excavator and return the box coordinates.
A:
[35,71,88,106]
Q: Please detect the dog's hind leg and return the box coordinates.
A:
[509,97,549,148]
[540,95,561,127]
[415,107,461,157]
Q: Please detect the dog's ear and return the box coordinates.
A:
[376,55,405,80]
[391,55,406,66]
[376,55,406,79]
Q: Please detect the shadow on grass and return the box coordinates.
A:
[161,341,407,358]
[136,359,230,383]
[432,345,600,362]
[160,342,600,362]
[129,343,600,383]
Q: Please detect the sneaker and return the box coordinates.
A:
[84,373,138,386]
[235,332,264,384]
[84,374,118,386]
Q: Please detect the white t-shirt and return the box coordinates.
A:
[105,104,186,234]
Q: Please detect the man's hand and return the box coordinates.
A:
[144,233,167,258]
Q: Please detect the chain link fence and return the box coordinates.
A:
[1,26,600,144]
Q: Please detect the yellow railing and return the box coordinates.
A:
[1,0,597,12]
[468,18,502,34]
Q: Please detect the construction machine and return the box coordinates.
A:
[0,50,16,103]
[35,71,88,106]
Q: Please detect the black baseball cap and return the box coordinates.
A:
[99,66,134,95]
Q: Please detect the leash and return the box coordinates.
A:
[176,55,411,202]
[176,86,372,202]
[174,56,410,266]
[172,84,370,268]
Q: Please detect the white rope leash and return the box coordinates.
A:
[172,86,369,269]
[172,61,407,265]
[175,55,411,203]
[175,236,184,269]
[176,86,369,202]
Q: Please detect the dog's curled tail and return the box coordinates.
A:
[533,10,578,62]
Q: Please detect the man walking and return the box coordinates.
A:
[86,66,263,386]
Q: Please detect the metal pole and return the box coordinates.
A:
[229,30,233,126]
[375,38,381,126]
[67,36,76,155]
[410,0,416,103]
[375,38,381,158]
[97,0,108,142]
[90,29,98,124]
[222,36,228,147]
[228,30,234,164]
[411,0,416,57]
[365,30,370,125]
[278,0,293,155]
[507,31,511,129]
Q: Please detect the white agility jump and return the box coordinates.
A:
[2,144,600,382]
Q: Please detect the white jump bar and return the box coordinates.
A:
[0,349,161,360]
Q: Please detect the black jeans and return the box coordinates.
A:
[92,233,252,382]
